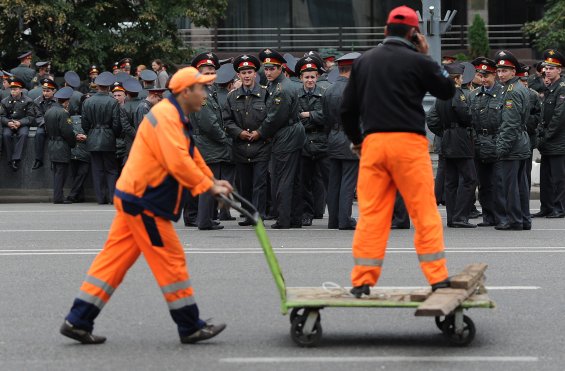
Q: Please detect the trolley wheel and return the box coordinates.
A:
[290,308,304,324]
[435,316,445,332]
[289,310,322,347]
[442,314,476,346]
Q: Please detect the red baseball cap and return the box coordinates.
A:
[387,6,420,30]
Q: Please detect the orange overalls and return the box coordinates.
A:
[351,133,449,287]
[65,95,214,336]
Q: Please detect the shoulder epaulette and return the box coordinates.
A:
[507,84,514,92]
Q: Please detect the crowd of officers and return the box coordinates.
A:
[1,46,563,231]
[428,48,565,230]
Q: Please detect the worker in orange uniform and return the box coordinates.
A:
[60,67,232,344]
[340,6,456,298]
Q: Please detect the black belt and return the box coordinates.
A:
[448,123,466,129]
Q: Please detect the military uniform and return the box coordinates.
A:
[536,49,565,218]
[295,56,329,225]
[33,78,59,169]
[223,55,271,223]
[493,51,531,230]
[0,77,35,170]
[120,78,143,163]
[257,49,306,229]
[81,72,121,204]
[10,52,36,90]
[45,87,77,203]
[323,53,360,230]
[64,71,84,116]
[427,63,477,228]
[68,115,90,203]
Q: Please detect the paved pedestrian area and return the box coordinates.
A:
[0,202,563,370]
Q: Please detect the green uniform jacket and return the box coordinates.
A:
[223,84,271,163]
[526,88,542,151]
[45,104,76,163]
[10,64,36,90]
[0,94,35,127]
[470,83,504,162]
[298,84,327,158]
[538,77,565,156]
[189,85,231,164]
[258,73,306,155]
[69,90,84,116]
[322,76,357,160]
[122,97,142,154]
[34,96,56,127]
[496,77,530,160]
[81,92,121,152]
[70,115,90,163]
[27,86,43,101]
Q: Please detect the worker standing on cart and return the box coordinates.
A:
[341,6,455,297]
[60,67,232,344]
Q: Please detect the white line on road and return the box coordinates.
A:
[0,227,564,232]
[220,356,538,364]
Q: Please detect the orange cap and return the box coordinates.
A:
[168,67,215,94]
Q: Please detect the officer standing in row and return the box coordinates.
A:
[1,77,35,171]
[223,54,271,225]
[79,65,99,94]
[254,48,306,229]
[67,109,90,203]
[323,52,360,230]
[121,78,144,162]
[32,78,59,170]
[189,52,234,230]
[10,51,35,90]
[469,57,504,227]
[535,49,565,218]
[138,69,158,100]
[133,87,165,128]
[493,50,531,231]
[44,87,77,204]
[64,71,84,116]
[427,63,476,228]
[215,63,237,108]
[81,71,121,204]
[295,56,329,226]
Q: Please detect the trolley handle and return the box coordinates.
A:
[216,191,260,226]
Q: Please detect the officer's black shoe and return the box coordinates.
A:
[290,223,303,229]
[495,224,523,231]
[301,217,312,226]
[523,224,532,230]
[468,210,482,219]
[546,212,565,219]
[477,222,495,227]
[450,221,477,228]
[447,222,455,228]
[198,225,224,231]
[60,320,106,344]
[219,215,236,221]
[180,322,226,344]
[350,284,370,298]
[391,224,410,230]
[32,159,43,170]
[184,222,197,227]
[263,215,277,221]
[532,211,550,218]
[271,222,290,229]
[313,214,324,219]
[10,160,19,171]
[54,200,73,204]
[431,279,451,292]
[238,219,254,226]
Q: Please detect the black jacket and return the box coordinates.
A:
[470,83,504,162]
[538,77,565,156]
[322,76,357,160]
[526,88,542,151]
[341,37,454,145]
[44,104,76,163]
[0,94,35,127]
[496,77,530,160]
[81,92,121,152]
[257,73,306,155]
[34,96,56,127]
[223,84,271,163]
[427,87,474,158]
[70,115,90,163]
[298,85,327,158]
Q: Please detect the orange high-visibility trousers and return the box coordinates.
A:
[351,133,448,287]
[66,197,201,335]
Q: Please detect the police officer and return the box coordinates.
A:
[81,71,121,204]
[27,73,50,101]
[67,108,90,203]
[536,49,565,218]
[121,78,143,162]
[133,87,165,129]
[111,82,128,169]
[323,52,360,230]
[79,65,99,94]
[282,54,302,90]
[254,48,306,229]
[223,55,271,225]
[305,51,331,90]
[1,71,11,100]
[295,56,329,226]
[427,63,477,228]
[119,58,133,75]
[32,78,59,170]
[1,77,35,171]
[10,51,35,90]
[517,63,543,190]
[63,71,84,116]
[138,69,158,100]
[528,62,546,94]
[215,63,237,109]
[189,52,235,230]
[44,87,77,204]
[493,50,531,230]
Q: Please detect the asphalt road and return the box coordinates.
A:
[0,201,563,371]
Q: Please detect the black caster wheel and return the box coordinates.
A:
[290,310,322,347]
[435,316,445,332]
[290,308,304,324]
[442,314,476,346]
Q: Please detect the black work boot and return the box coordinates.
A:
[350,284,370,298]
[60,320,106,344]
[180,321,226,344]
[431,278,451,292]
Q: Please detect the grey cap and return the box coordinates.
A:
[94,71,117,86]
[116,72,131,84]
[336,52,361,63]
[123,78,143,93]
[64,71,81,88]
[36,61,50,68]
[216,64,236,85]
[461,62,476,85]
[283,53,298,73]
[327,67,339,83]
[54,86,74,100]
[445,62,465,75]
[140,69,157,82]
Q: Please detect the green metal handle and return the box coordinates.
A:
[216,192,260,225]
